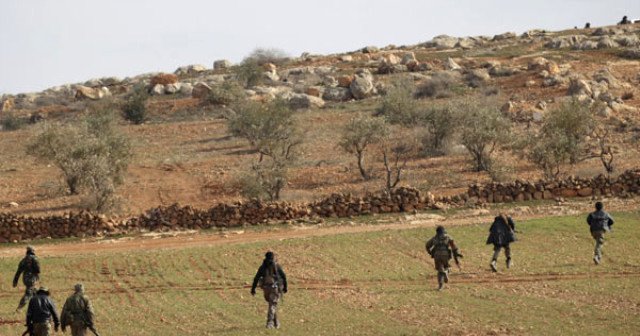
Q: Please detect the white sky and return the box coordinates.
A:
[0,0,638,94]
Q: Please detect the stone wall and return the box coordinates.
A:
[1,170,640,243]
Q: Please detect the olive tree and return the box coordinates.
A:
[27,108,132,212]
[456,97,511,172]
[339,116,389,180]
[227,99,301,200]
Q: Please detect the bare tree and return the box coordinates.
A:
[380,133,418,193]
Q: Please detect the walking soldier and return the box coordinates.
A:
[251,251,288,329]
[426,226,463,290]
[14,246,41,311]
[587,201,614,265]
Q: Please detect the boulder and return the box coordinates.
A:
[465,69,491,87]
[456,37,477,49]
[489,66,519,77]
[567,78,592,97]
[213,59,232,70]
[100,77,122,86]
[362,46,379,54]
[150,84,165,96]
[614,35,640,47]
[349,70,375,100]
[574,40,599,50]
[545,35,586,49]
[597,36,619,49]
[179,83,193,96]
[323,76,338,87]
[492,32,516,41]
[322,87,352,102]
[191,82,213,99]
[288,93,325,109]
[339,55,353,62]
[151,73,178,86]
[429,35,459,50]
[401,52,417,65]
[75,86,108,100]
[174,64,208,76]
[164,83,181,94]
[445,57,462,71]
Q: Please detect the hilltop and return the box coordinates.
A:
[1,22,640,218]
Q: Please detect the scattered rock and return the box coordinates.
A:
[567,77,592,97]
[428,35,459,50]
[191,82,213,99]
[174,64,207,76]
[213,59,232,70]
[362,46,379,54]
[401,52,417,65]
[288,93,325,109]
[445,57,462,71]
[75,86,110,100]
[349,70,375,100]
[322,87,352,102]
[150,84,166,96]
[337,75,354,88]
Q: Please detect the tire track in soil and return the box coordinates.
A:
[100,260,138,307]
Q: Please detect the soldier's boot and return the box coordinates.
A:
[506,257,512,269]
[437,272,444,291]
[266,322,275,329]
[593,255,600,265]
[443,270,449,283]
[490,259,498,272]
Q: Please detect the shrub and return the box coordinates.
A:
[122,87,148,124]
[238,162,288,201]
[420,104,459,156]
[0,112,26,131]
[339,116,389,180]
[377,78,419,126]
[245,47,290,66]
[527,99,594,179]
[456,97,511,171]
[235,59,264,88]
[380,130,419,193]
[414,72,458,99]
[27,108,132,212]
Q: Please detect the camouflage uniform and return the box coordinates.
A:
[251,252,288,329]
[426,227,461,290]
[587,202,614,265]
[61,284,95,336]
[26,287,60,336]
[13,246,40,310]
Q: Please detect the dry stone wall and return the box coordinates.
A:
[1,170,640,243]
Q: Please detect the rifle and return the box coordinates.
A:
[88,324,101,336]
[452,250,463,271]
[22,323,33,336]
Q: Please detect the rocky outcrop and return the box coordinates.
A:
[213,60,232,70]
[349,69,375,100]
[75,86,111,100]
[151,73,178,86]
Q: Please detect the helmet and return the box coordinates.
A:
[74,283,84,293]
[436,226,446,234]
[595,201,603,211]
[26,246,35,254]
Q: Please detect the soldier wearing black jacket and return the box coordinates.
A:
[251,251,287,329]
[27,287,60,336]
[486,214,517,272]
[587,202,614,265]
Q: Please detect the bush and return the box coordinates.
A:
[380,130,419,193]
[122,87,148,124]
[228,99,301,200]
[27,108,132,212]
[456,97,511,171]
[235,59,264,88]
[0,112,26,131]
[245,47,290,66]
[339,116,389,180]
[377,79,419,126]
[238,162,288,201]
[527,99,594,179]
[420,104,459,156]
[207,81,246,106]
[414,72,458,99]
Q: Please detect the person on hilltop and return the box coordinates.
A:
[251,251,288,329]
[13,245,41,311]
[587,201,614,265]
[61,283,96,336]
[426,226,463,291]
[486,213,517,272]
[26,287,60,336]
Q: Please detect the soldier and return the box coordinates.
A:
[587,201,614,265]
[250,251,288,329]
[618,15,631,25]
[486,213,517,272]
[13,245,41,311]
[426,226,462,291]
[61,283,95,336]
[26,287,60,336]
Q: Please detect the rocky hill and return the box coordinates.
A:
[1,22,640,218]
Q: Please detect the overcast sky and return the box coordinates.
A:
[0,0,638,94]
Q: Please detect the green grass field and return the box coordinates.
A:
[1,211,639,335]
